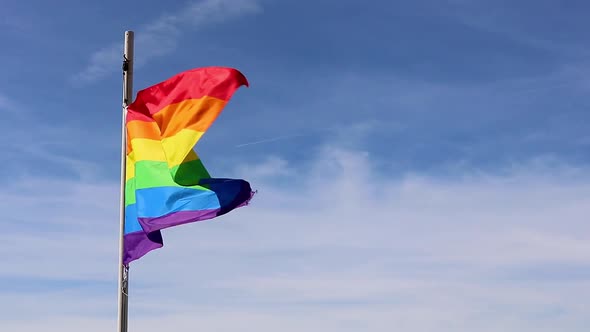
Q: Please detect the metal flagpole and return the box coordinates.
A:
[117,30,134,332]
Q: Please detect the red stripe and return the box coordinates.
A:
[127,67,248,118]
[126,113,153,122]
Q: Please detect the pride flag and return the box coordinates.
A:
[123,66,253,265]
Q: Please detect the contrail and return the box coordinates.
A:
[235,126,340,148]
[235,133,309,148]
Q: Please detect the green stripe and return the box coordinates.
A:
[170,158,211,185]
[124,159,211,206]
[125,178,136,206]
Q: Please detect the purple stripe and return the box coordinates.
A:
[123,186,256,265]
[123,231,163,265]
[138,209,221,233]
[237,190,255,208]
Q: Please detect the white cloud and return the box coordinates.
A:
[72,0,262,84]
[1,144,589,331]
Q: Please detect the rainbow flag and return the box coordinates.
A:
[123,66,253,265]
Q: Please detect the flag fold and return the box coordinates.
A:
[123,66,253,265]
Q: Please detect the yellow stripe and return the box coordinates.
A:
[128,129,203,165]
[129,138,167,162]
[125,151,200,181]
[125,130,202,181]
[161,129,204,167]
[126,155,134,181]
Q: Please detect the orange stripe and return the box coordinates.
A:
[126,120,160,152]
[154,96,227,137]
[126,96,227,153]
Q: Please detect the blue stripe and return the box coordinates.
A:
[135,186,221,218]
[124,204,143,234]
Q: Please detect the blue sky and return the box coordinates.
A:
[1,0,589,331]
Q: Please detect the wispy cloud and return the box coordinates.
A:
[0,93,22,117]
[439,0,590,57]
[72,0,262,84]
[0,94,11,109]
[0,13,33,33]
[1,144,589,331]
[0,93,109,181]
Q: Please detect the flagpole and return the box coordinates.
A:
[117,30,134,332]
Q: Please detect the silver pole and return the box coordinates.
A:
[117,30,134,332]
